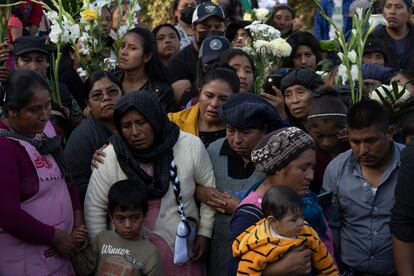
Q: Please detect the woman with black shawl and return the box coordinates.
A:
[84,91,216,276]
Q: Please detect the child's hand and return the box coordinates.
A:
[72,225,88,250]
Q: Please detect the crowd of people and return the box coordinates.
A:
[1,0,414,275]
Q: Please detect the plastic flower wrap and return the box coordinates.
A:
[243,21,291,93]
[313,2,388,104]
[371,81,413,123]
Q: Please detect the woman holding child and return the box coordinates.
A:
[228,126,335,275]
[85,91,216,276]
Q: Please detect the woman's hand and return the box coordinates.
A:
[52,228,78,258]
[191,235,209,262]
[0,42,10,63]
[195,186,232,213]
[260,86,288,120]
[91,144,108,169]
[263,245,311,276]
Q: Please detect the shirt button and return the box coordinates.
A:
[363,183,368,187]
[374,206,378,211]
[374,231,378,236]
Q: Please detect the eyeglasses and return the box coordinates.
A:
[89,87,121,102]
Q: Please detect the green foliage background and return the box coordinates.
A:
[59,0,315,29]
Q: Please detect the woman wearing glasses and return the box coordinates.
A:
[64,71,124,205]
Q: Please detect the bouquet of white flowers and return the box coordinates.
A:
[313,1,388,104]
[244,8,271,23]
[243,21,291,93]
[371,81,414,123]
[77,0,117,78]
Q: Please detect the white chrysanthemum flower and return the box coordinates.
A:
[337,64,348,85]
[254,8,269,21]
[77,67,88,78]
[348,50,357,63]
[269,38,292,57]
[253,40,272,55]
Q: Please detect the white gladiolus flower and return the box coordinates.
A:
[49,24,62,44]
[104,58,117,70]
[254,8,269,21]
[46,11,59,22]
[117,25,128,37]
[77,67,88,78]
[337,64,348,85]
[79,46,90,55]
[337,52,344,63]
[368,14,389,34]
[132,3,141,12]
[68,24,80,43]
[269,38,292,57]
[348,50,357,63]
[350,64,358,81]
[356,7,363,19]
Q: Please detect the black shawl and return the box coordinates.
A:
[109,90,180,199]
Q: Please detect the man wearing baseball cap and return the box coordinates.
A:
[13,36,82,124]
[370,0,414,71]
[167,1,226,105]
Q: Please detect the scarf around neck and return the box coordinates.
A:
[110,91,180,199]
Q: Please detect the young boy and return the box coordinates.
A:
[232,186,338,276]
[72,180,161,276]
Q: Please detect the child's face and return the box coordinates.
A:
[309,120,342,153]
[111,208,145,240]
[269,212,304,237]
[268,212,303,238]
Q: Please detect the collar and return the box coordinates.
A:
[348,141,403,178]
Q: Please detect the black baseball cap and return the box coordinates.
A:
[364,37,388,64]
[13,36,49,57]
[199,36,231,64]
[192,2,225,25]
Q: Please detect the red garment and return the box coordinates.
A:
[7,15,23,43]
[18,0,43,27]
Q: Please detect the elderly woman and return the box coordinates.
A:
[280,68,324,131]
[206,93,283,276]
[228,127,335,275]
[64,71,123,204]
[84,91,216,276]
[0,70,81,275]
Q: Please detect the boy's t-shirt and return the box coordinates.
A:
[73,230,161,276]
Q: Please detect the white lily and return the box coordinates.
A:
[368,14,388,34]
[348,50,357,64]
[337,52,344,63]
[338,64,348,85]
[356,7,363,19]
[350,64,358,81]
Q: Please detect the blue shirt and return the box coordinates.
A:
[322,142,404,274]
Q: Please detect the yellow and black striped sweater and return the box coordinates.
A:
[232,218,338,276]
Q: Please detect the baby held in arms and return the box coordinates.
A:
[232,185,338,276]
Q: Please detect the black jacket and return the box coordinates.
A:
[370,25,414,72]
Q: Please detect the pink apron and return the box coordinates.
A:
[0,122,75,275]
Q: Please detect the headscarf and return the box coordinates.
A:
[109,91,180,199]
